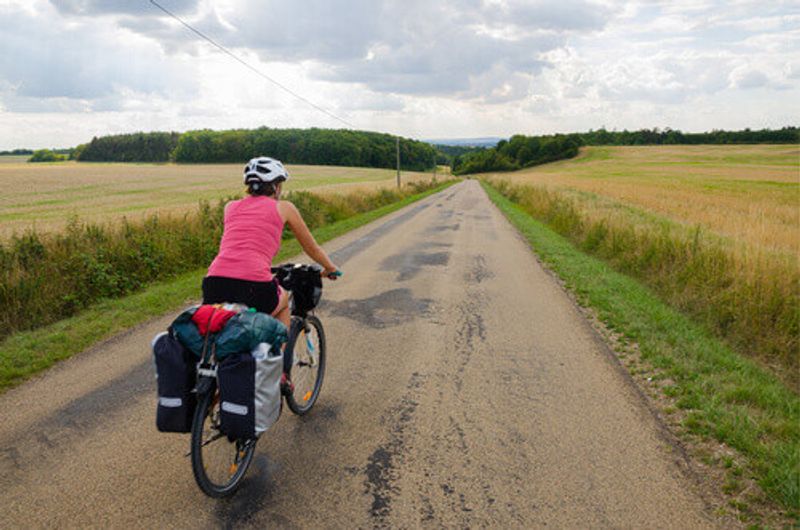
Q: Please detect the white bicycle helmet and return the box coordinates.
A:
[243,156,290,186]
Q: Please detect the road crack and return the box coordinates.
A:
[363,372,426,525]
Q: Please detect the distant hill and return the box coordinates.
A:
[426,137,504,147]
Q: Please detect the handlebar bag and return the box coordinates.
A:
[152,331,197,433]
[217,342,283,440]
[274,265,322,313]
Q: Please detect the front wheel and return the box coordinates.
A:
[285,315,326,415]
[190,381,256,497]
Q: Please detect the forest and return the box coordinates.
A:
[452,134,581,175]
[73,132,181,162]
[71,128,437,171]
[578,126,798,146]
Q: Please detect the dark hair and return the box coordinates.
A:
[247,181,277,196]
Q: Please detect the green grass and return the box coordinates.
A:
[482,180,800,514]
[571,146,614,163]
[0,180,457,392]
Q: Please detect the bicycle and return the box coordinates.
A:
[189,263,337,497]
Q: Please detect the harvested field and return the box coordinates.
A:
[0,155,29,164]
[483,144,799,383]
[492,145,799,256]
[0,161,437,238]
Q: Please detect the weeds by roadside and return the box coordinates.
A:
[0,180,448,343]
[486,178,799,387]
[483,180,799,519]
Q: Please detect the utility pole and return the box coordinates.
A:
[396,136,401,188]
[432,152,436,181]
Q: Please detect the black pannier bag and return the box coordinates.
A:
[217,343,283,440]
[152,331,197,433]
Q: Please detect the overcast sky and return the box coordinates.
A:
[0,0,797,149]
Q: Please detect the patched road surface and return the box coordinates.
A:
[0,180,720,528]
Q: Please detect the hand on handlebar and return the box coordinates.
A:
[322,266,342,280]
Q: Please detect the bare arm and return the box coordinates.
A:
[278,200,338,274]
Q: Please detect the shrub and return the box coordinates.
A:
[28,149,67,163]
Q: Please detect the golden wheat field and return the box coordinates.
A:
[492,144,799,257]
[0,161,437,238]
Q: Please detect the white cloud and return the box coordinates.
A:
[0,2,197,112]
[51,0,201,16]
[0,0,797,149]
[114,0,604,99]
[729,67,770,89]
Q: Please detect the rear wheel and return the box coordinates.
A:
[190,382,256,497]
[285,315,326,415]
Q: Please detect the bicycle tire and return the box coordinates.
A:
[190,382,256,497]
[285,315,326,415]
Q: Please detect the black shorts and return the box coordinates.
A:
[202,276,282,314]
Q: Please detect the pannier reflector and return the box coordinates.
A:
[221,401,249,416]
[159,397,183,408]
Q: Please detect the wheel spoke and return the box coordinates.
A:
[286,316,325,415]
[201,431,225,448]
[191,388,256,496]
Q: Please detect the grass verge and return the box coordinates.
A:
[482,180,799,517]
[0,180,457,393]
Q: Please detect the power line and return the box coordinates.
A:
[148,0,356,129]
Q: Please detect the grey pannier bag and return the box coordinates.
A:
[217,342,283,440]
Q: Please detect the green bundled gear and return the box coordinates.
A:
[172,305,288,360]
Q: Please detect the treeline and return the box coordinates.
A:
[74,132,181,162]
[71,128,437,171]
[580,126,798,146]
[174,128,436,170]
[32,125,796,171]
[0,149,33,155]
[452,134,580,175]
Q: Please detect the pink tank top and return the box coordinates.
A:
[207,196,284,282]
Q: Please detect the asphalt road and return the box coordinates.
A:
[0,180,719,529]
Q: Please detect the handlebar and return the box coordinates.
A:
[271,263,342,284]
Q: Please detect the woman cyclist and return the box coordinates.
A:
[202,156,340,333]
